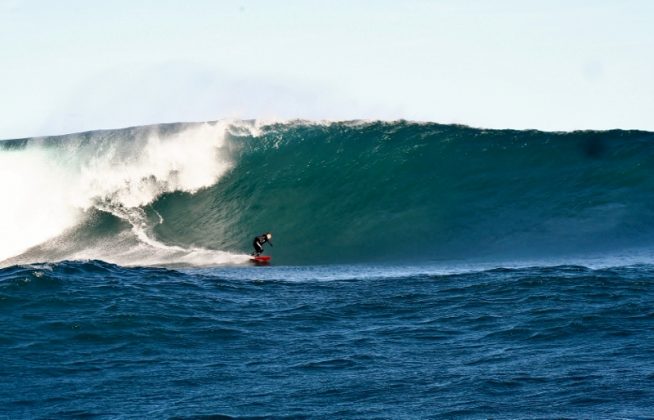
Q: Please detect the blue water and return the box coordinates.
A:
[3,120,654,417]
[2,260,654,418]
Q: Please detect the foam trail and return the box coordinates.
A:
[91,202,250,266]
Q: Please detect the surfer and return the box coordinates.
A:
[252,232,273,256]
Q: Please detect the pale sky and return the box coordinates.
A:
[1,0,653,139]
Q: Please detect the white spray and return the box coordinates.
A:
[0,122,250,266]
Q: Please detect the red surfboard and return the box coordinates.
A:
[250,255,271,264]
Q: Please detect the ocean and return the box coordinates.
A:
[1,121,653,417]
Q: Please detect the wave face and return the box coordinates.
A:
[1,121,654,266]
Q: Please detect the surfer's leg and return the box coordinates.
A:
[253,240,263,256]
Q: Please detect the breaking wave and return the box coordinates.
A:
[1,120,653,267]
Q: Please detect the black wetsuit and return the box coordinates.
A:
[252,234,272,256]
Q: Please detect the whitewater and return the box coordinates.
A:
[0,121,250,267]
[2,120,654,417]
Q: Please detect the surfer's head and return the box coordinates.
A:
[266,233,272,240]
